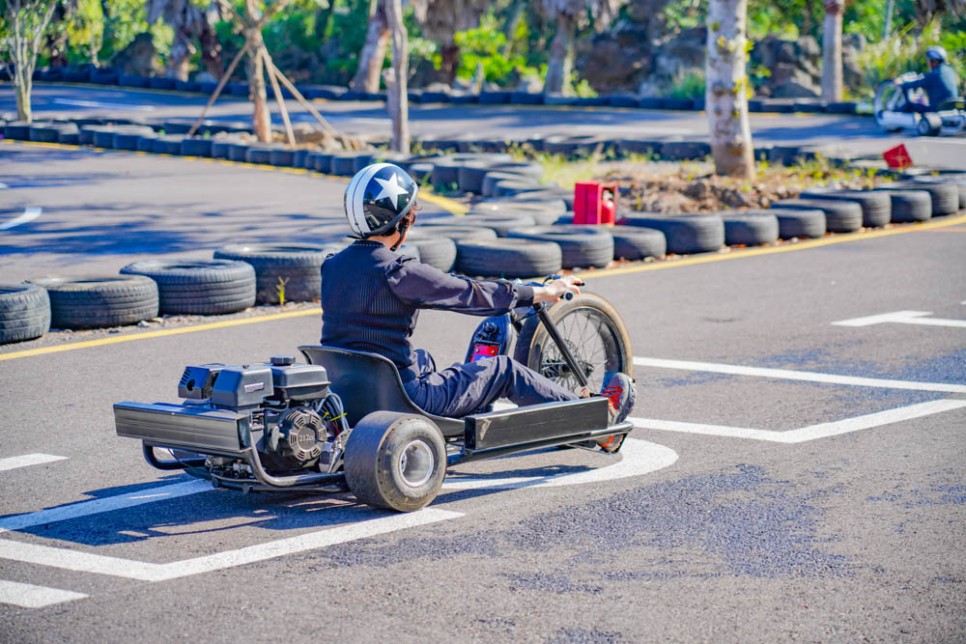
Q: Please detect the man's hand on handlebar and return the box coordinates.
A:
[533,276,583,303]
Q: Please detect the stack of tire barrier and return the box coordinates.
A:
[28,276,159,330]
[120,260,256,315]
[0,284,51,344]
[213,243,342,304]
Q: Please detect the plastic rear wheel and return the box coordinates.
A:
[513,292,633,395]
[344,412,446,512]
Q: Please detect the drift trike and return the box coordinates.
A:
[114,283,634,512]
[874,73,966,136]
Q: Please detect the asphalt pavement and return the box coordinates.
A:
[1,141,964,641]
[4,83,965,169]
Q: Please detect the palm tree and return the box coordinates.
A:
[147,0,223,80]
[539,0,624,95]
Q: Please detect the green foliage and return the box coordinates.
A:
[667,71,704,100]
[453,13,539,84]
[858,17,966,96]
[65,0,105,64]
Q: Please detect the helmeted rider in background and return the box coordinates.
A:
[320,163,635,451]
[896,45,960,113]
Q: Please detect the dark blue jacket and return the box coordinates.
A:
[902,63,960,107]
[320,240,535,376]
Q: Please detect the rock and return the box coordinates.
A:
[111,33,157,76]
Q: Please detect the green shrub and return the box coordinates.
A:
[668,71,705,100]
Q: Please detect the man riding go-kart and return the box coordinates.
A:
[875,45,965,136]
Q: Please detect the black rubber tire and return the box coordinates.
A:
[153,135,185,155]
[344,412,446,512]
[482,172,530,198]
[455,238,562,278]
[799,190,892,228]
[879,181,959,216]
[506,225,614,269]
[916,113,942,136]
[457,162,491,194]
[611,226,667,260]
[877,190,933,222]
[137,135,159,152]
[617,214,725,254]
[213,243,338,304]
[0,283,51,344]
[430,161,462,193]
[181,138,213,157]
[771,199,863,233]
[719,211,780,246]
[28,275,158,330]
[120,259,255,315]
[492,179,547,198]
[468,199,567,224]
[416,224,499,243]
[909,175,966,211]
[28,124,62,143]
[767,208,826,239]
[402,232,458,272]
[513,292,634,395]
[459,213,537,236]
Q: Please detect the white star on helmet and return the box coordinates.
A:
[373,172,409,209]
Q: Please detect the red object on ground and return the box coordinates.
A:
[883,144,913,169]
[573,181,618,225]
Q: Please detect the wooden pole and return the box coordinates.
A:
[263,56,340,139]
[187,39,251,138]
[262,47,296,147]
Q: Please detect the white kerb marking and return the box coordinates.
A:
[634,356,966,394]
[833,310,966,329]
[0,580,87,608]
[0,453,67,473]
[632,398,966,444]
[443,438,677,490]
[0,207,42,231]
[0,509,462,582]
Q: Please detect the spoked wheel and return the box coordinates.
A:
[344,412,447,512]
[513,293,634,395]
[874,82,904,133]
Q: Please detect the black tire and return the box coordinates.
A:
[457,162,491,194]
[482,172,529,198]
[492,179,546,198]
[617,214,725,254]
[430,160,462,193]
[506,225,614,269]
[771,199,863,233]
[458,213,537,236]
[513,293,634,395]
[213,243,338,304]
[611,226,667,260]
[798,190,892,228]
[0,283,51,344]
[879,181,959,216]
[28,275,158,330]
[153,135,185,155]
[344,412,446,512]
[468,199,566,224]
[916,113,942,136]
[181,138,213,157]
[719,211,780,246]
[455,238,562,278]
[402,232,458,272]
[877,190,933,222]
[120,259,255,315]
[28,124,62,143]
[765,208,826,239]
[909,175,966,211]
[416,224,499,243]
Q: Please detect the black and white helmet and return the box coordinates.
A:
[926,46,948,63]
[344,163,419,238]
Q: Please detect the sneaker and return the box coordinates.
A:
[597,372,636,453]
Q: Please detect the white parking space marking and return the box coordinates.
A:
[632,399,966,443]
[634,356,966,394]
[0,580,87,608]
[0,453,67,473]
[833,310,966,329]
[443,438,677,490]
[0,480,210,535]
[0,207,42,230]
[0,509,461,582]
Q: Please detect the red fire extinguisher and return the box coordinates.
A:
[573,181,618,225]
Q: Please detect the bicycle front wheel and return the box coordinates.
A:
[513,292,634,395]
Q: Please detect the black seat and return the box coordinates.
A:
[299,345,464,438]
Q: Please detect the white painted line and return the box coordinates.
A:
[0,182,8,190]
[631,398,966,444]
[443,438,677,490]
[0,509,462,582]
[0,479,210,535]
[0,453,67,473]
[0,207,41,231]
[0,580,87,608]
[833,310,966,329]
[53,98,155,111]
[634,356,966,394]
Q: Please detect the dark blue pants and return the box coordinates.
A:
[403,349,577,418]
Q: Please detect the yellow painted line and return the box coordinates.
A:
[0,308,320,363]
[578,213,966,281]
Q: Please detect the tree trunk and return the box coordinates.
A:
[8,0,58,123]
[438,43,460,86]
[16,74,33,122]
[167,31,193,81]
[544,13,576,95]
[385,0,409,153]
[821,0,844,102]
[351,0,389,93]
[199,20,224,79]
[706,0,755,179]
[244,0,272,142]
